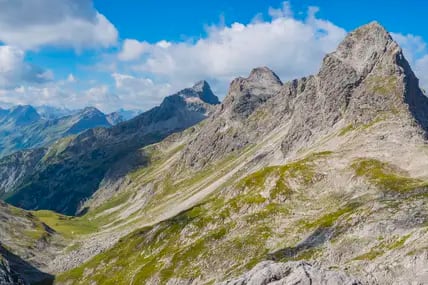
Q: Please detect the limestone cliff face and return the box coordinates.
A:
[181,22,428,170]
[219,261,362,285]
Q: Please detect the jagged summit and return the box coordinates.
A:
[248,66,282,85]
[332,21,399,77]
[78,107,105,118]
[177,80,220,105]
[320,21,428,132]
[220,67,283,119]
[182,21,428,169]
[193,80,220,105]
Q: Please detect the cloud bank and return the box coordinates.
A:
[0,0,118,50]
[118,4,347,98]
[0,45,53,89]
[1,1,428,112]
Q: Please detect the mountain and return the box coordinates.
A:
[0,201,58,284]
[0,106,113,157]
[106,109,142,125]
[0,22,428,285]
[0,81,219,215]
[64,107,111,134]
[105,112,124,125]
[35,106,76,120]
[51,22,427,284]
[0,105,41,126]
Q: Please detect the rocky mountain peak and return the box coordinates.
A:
[221,67,283,119]
[178,80,220,105]
[331,21,400,77]
[248,66,283,86]
[65,107,111,135]
[192,80,209,92]
[6,105,40,126]
[79,107,105,118]
[323,21,428,131]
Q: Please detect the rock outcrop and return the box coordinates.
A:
[219,261,361,285]
[181,22,428,170]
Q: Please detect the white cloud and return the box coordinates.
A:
[118,39,150,61]
[112,73,173,109]
[119,2,346,97]
[0,45,52,88]
[0,72,173,112]
[3,1,428,113]
[392,33,426,63]
[0,0,118,50]
[415,55,428,92]
[268,1,293,19]
[156,40,172,49]
[392,33,428,91]
[0,83,121,113]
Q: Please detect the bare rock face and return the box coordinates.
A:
[222,67,283,119]
[188,80,220,105]
[182,22,428,169]
[0,149,46,196]
[181,67,284,168]
[280,21,428,154]
[219,261,361,285]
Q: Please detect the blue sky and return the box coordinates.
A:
[0,0,427,112]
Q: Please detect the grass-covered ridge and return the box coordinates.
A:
[32,210,99,238]
[55,153,337,284]
[351,158,428,192]
[54,150,428,284]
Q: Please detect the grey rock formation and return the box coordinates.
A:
[219,261,361,285]
[0,202,59,284]
[186,80,220,105]
[181,67,283,168]
[181,22,428,170]
[0,149,45,196]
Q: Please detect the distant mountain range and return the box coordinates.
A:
[0,80,219,215]
[0,105,141,157]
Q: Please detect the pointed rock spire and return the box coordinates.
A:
[248,67,283,86]
[221,67,283,119]
[330,21,400,77]
[191,80,220,105]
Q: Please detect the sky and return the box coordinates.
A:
[0,0,427,113]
